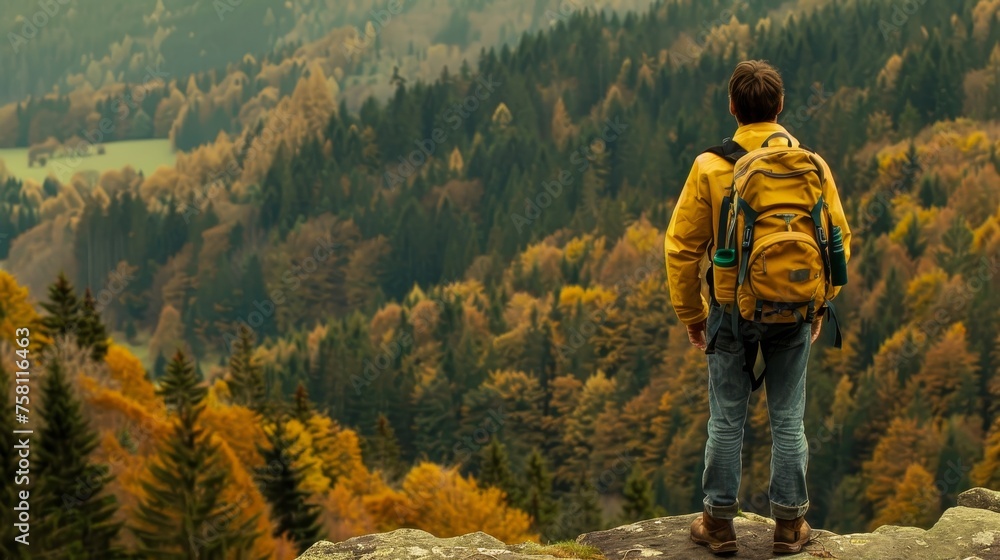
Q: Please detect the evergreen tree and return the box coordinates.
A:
[41,272,81,340]
[621,466,661,521]
[152,352,167,380]
[366,414,404,482]
[131,351,260,558]
[412,373,460,462]
[227,328,265,412]
[553,472,603,541]
[519,449,558,538]
[34,360,123,558]
[292,382,312,422]
[478,439,521,506]
[255,420,324,553]
[77,288,109,362]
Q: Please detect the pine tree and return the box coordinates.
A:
[621,466,661,521]
[41,272,81,340]
[132,351,260,558]
[255,420,324,553]
[553,472,602,540]
[478,439,521,505]
[34,360,123,558]
[519,448,558,538]
[227,328,265,412]
[152,352,167,379]
[366,414,403,482]
[77,288,109,362]
[292,382,312,422]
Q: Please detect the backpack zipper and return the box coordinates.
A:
[778,214,794,231]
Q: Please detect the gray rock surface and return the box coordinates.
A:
[578,506,1000,560]
[960,487,1000,514]
[296,528,571,559]
[298,488,1000,560]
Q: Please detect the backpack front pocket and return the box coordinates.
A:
[745,232,825,305]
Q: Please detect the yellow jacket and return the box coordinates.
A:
[664,122,852,326]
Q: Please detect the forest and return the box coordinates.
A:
[1,0,1000,558]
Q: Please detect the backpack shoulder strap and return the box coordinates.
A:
[702,137,748,165]
[703,138,748,278]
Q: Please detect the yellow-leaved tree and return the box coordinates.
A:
[386,462,536,543]
[863,417,941,521]
[0,270,50,351]
[972,419,1000,489]
[870,463,941,529]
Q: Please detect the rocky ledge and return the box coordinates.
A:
[297,488,1000,560]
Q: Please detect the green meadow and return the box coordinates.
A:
[0,138,175,183]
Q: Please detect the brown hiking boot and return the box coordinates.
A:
[690,510,737,555]
[773,516,811,554]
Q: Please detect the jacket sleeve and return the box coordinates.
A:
[822,159,851,299]
[665,158,713,326]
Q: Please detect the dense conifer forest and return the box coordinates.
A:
[1,0,1000,557]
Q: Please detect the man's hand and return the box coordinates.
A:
[687,319,707,351]
[810,316,823,344]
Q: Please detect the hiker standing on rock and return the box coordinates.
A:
[664,60,852,555]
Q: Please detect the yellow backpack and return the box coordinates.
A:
[708,133,845,340]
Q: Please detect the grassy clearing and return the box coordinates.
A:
[0,138,175,184]
[521,541,607,559]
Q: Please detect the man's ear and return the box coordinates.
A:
[776,96,784,119]
[729,99,737,117]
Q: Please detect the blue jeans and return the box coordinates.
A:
[702,302,811,521]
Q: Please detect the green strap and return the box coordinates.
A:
[810,197,832,281]
[727,303,765,392]
[737,199,759,285]
[824,301,844,349]
[717,195,732,250]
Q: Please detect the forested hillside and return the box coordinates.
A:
[0,0,653,149]
[2,0,1000,557]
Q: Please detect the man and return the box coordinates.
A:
[664,60,851,554]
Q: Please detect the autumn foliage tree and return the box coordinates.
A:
[34,359,124,558]
[255,420,324,553]
[131,351,261,557]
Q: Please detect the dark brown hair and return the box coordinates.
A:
[728,60,784,124]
